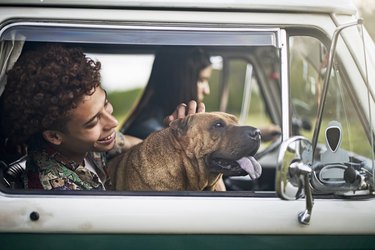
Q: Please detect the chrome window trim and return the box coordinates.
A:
[279,29,290,139]
[0,21,284,47]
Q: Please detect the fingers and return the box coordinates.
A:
[197,102,205,113]
[183,100,206,116]
[164,100,206,126]
[185,100,206,115]
[164,114,175,126]
[177,103,188,118]
[163,103,187,126]
[186,100,198,116]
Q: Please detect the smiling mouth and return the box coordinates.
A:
[97,132,116,144]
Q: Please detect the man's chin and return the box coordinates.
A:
[94,140,116,152]
[95,132,116,150]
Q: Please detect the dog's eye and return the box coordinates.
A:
[213,121,225,128]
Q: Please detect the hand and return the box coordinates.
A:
[259,124,281,142]
[164,100,205,126]
[123,135,142,150]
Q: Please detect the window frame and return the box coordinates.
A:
[0,21,289,196]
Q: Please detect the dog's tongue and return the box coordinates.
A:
[236,156,262,180]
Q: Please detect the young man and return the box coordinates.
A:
[1,43,203,190]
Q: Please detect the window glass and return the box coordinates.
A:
[289,36,325,139]
[290,35,373,158]
[290,33,374,194]
[318,64,373,158]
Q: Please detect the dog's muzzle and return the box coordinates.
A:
[207,125,262,179]
[208,156,262,179]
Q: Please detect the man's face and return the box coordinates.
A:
[57,86,118,161]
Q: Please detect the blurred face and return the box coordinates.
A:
[56,86,119,162]
[197,65,212,102]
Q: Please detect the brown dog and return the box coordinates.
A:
[108,112,262,191]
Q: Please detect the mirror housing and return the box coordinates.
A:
[276,136,313,200]
[276,136,314,224]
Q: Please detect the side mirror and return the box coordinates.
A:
[276,136,313,224]
[276,136,313,199]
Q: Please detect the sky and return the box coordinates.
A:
[90,54,154,92]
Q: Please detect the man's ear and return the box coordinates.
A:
[42,130,63,145]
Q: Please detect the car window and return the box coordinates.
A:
[0,23,282,194]
[289,32,375,195]
[317,58,373,159]
[289,36,325,139]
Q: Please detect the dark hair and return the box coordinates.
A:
[148,47,211,111]
[123,46,211,134]
[1,43,101,143]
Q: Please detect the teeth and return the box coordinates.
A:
[100,133,113,141]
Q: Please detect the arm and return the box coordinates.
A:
[259,124,281,142]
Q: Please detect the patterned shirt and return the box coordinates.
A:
[24,131,126,191]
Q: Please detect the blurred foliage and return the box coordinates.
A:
[203,67,220,112]
[107,88,142,122]
[203,60,263,114]
[203,61,249,113]
[357,6,375,40]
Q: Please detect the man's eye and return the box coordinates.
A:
[86,119,99,128]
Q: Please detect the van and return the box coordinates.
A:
[0,0,374,249]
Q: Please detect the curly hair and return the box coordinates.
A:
[1,43,101,143]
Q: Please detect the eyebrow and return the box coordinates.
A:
[83,89,108,127]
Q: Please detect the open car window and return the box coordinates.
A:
[0,23,286,194]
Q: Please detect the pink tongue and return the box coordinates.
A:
[236,156,262,180]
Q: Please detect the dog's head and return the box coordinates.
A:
[170,112,262,180]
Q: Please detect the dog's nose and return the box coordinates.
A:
[249,128,261,140]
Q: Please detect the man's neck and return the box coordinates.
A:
[47,143,87,166]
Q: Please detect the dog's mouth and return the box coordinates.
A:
[208,156,262,180]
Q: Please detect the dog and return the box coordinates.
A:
[108,112,262,191]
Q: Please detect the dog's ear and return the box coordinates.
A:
[170,116,190,137]
[220,112,238,124]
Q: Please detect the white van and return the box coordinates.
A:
[0,0,374,249]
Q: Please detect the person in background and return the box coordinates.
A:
[123,46,212,139]
[0,43,200,190]
[122,46,280,142]
[121,46,279,192]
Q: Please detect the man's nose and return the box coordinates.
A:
[103,113,118,130]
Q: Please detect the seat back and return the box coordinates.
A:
[0,156,26,189]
